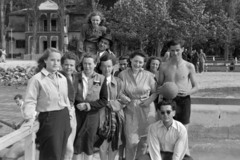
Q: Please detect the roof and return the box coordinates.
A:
[38,0,58,10]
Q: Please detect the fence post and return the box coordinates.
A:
[24,129,36,160]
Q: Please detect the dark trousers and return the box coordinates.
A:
[144,151,193,160]
[36,108,71,160]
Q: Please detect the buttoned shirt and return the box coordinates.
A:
[82,72,89,100]
[147,120,188,160]
[23,68,70,119]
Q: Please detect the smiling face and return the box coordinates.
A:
[91,15,101,27]
[158,105,175,124]
[44,52,61,73]
[169,44,184,60]
[150,59,160,73]
[100,59,113,77]
[130,55,144,71]
[62,59,76,76]
[82,57,96,75]
[98,38,110,52]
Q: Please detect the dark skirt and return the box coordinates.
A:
[36,108,71,160]
[74,109,100,155]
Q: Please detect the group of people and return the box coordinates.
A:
[182,49,207,73]
[5,11,199,160]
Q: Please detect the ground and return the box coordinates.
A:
[0,60,240,160]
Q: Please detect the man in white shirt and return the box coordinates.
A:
[139,100,193,160]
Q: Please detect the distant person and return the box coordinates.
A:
[1,49,6,63]
[157,39,199,130]
[3,95,36,160]
[139,100,193,160]
[114,54,129,77]
[199,49,206,73]
[191,50,199,73]
[229,59,236,71]
[182,49,188,61]
[78,11,106,55]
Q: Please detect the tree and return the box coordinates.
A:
[105,0,171,55]
[25,0,41,57]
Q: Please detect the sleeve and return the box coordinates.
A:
[147,124,162,160]
[109,78,124,112]
[23,77,39,120]
[88,78,108,111]
[172,127,188,160]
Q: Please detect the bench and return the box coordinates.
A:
[205,64,240,72]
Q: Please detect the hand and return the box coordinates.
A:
[140,101,148,108]
[120,96,131,104]
[156,86,163,94]
[76,103,87,111]
[21,119,35,131]
[178,89,189,97]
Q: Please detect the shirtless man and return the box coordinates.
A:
[157,39,198,129]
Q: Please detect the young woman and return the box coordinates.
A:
[60,51,79,160]
[73,53,108,160]
[118,51,158,160]
[23,48,71,160]
[78,11,106,54]
[145,56,161,74]
[95,54,125,160]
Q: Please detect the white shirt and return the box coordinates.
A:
[147,120,188,160]
[82,72,89,100]
[106,76,111,101]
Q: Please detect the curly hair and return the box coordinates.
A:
[61,51,79,66]
[128,50,148,68]
[86,11,105,26]
[145,56,161,71]
[36,48,62,73]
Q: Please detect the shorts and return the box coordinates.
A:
[173,95,191,125]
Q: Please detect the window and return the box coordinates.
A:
[51,19,57,31]
[16,40,25,48]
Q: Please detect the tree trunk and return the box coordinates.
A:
[91,0,99,11]
[1,0,6,50]
[30,0,40,58]
[156,40,163,57]
[58,0,66,53]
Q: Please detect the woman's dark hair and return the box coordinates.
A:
[145,56,161,71]
[156,99,176,111]
[80,53,98,70]
[61,51,79,66]
[128,50,147,68]
[96,53,117,74]
[36,48,62,73]
[86,11,105,26]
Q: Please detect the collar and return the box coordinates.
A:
[81,71,97,79]
[110,75,117,86]
[41,68,62,78]
[158,119,178,130]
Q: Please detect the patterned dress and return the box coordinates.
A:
[118,68,157,145]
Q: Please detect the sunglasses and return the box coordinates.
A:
[160,110,172,115]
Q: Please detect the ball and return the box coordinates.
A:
[161,82,178,99]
